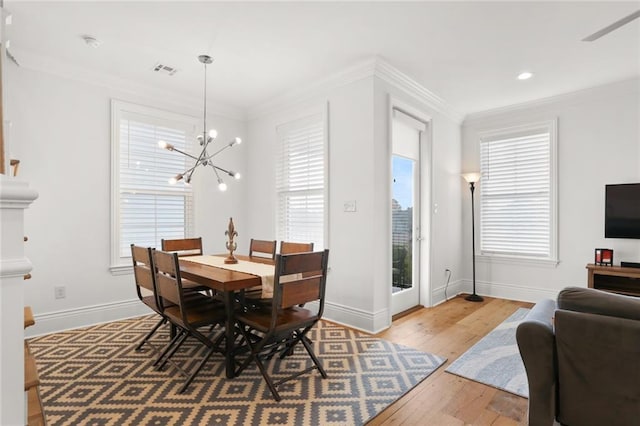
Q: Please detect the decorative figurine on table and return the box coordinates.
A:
[224,217,238,264]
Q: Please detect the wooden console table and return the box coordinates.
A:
[586,264,640,297]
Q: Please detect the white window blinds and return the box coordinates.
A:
[276,114,325,249]
[113,102,194,263]
[479,123,556,259]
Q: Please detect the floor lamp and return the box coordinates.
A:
[463,172,483,302]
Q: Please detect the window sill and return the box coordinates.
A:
[110,264,133,276]
[477,254,559,268]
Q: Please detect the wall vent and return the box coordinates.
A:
[152,63,178,76]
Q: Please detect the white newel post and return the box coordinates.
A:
[0,176,38,426]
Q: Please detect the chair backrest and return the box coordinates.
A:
[153,250,186,321]
[273,250,329,314]
[279,241,314,254]
[249,238,277,260]
[161,237,203,257]
[131,244,161,311]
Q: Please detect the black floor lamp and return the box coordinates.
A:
[463,172,483,302]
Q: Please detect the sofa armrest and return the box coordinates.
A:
[516,299,557,426]
[558,286,640,321]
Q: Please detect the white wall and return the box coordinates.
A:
[6,64,246,336]
[245,61,463,333]
[461,78,640,302]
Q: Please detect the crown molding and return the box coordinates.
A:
[463,77,640,124]
[247,57,378,120]
[248,56,464,124]
[373,58,464,124]
[11,47,246,121]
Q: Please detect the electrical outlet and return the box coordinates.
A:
[54,286,66,299]
[344,200,357,212]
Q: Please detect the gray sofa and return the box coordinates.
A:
[516,286,640,426]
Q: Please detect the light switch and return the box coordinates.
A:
[344,200,357,212]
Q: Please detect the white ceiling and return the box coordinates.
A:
[5,1,640,116]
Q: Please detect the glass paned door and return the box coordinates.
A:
[391,109,422,316]
[392,156,415,292]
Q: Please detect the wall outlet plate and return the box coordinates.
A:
[54,286,66,299]
[344,200,357,212]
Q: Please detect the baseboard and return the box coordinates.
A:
[431,279,464,306]
[26,282,550,339]
[306,300,389,334]
[26,299,150,338]
[461,279,559,303]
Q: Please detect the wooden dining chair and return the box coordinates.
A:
[243,240,316,310]
[161,237,203,256]
[249,238,277,260]
[152,249,227,393]
[235,249,330,401]
[131,245,168,353]
[161,237,211,294]
[279,241,314,254]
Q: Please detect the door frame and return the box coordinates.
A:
[388,96,433,318]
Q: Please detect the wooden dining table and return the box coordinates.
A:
[178,254,274,379]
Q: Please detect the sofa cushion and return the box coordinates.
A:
[557,286,640,321]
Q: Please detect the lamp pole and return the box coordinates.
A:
[463,173,483,302]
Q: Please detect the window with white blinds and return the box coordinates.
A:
[111,101,196,270]
[276,113,326,250]
[479,120,558,261]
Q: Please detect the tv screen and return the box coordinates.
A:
[605,183,640,239]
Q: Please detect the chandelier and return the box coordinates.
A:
[158,55,241,191]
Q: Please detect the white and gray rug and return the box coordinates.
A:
[445,308,529,398]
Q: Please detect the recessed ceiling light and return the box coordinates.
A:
[517,72,534,80]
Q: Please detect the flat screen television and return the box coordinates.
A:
[605,183,640,239]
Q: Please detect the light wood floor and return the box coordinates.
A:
[370,295,533,426]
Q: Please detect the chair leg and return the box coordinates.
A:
[178,345,216,393]
[157,330,189,370]
[235,326,282,401]
[152,325,185,367]
[254,350,281,401]
[301,331,327,379]
[136,317,167,351]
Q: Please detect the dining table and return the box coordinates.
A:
[178,254,275,379]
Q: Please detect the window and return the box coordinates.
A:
[110,100,196,272]
[479,119,558,263]
[276,112,327,249]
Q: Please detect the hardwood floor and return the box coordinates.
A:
[370,295,533,426]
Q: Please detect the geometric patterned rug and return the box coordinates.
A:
[28,315,446,425]
[445,308,530,398]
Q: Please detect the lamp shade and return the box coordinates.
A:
[462,172,481,183]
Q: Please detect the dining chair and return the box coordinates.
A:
[248,238,277,260]
[243,240,316,310]
[161,237,211,294]
[234,249,330,401]
[131,245,168,353]
[152,249,227,393]
[279,241,314,254]
[161,237,203,256]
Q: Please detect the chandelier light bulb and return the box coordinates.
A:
[158,140,173,150]
[233,172,241,180]
[209,129,218,139]
[235,137,242,145]
[169,174,183,185]
[218,180,227,192]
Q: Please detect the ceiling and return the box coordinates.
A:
[5,1,640,117]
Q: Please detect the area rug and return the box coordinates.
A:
[28,316,446,425]
[445,308,530,398]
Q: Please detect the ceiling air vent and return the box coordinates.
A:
[152,63,178,76]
